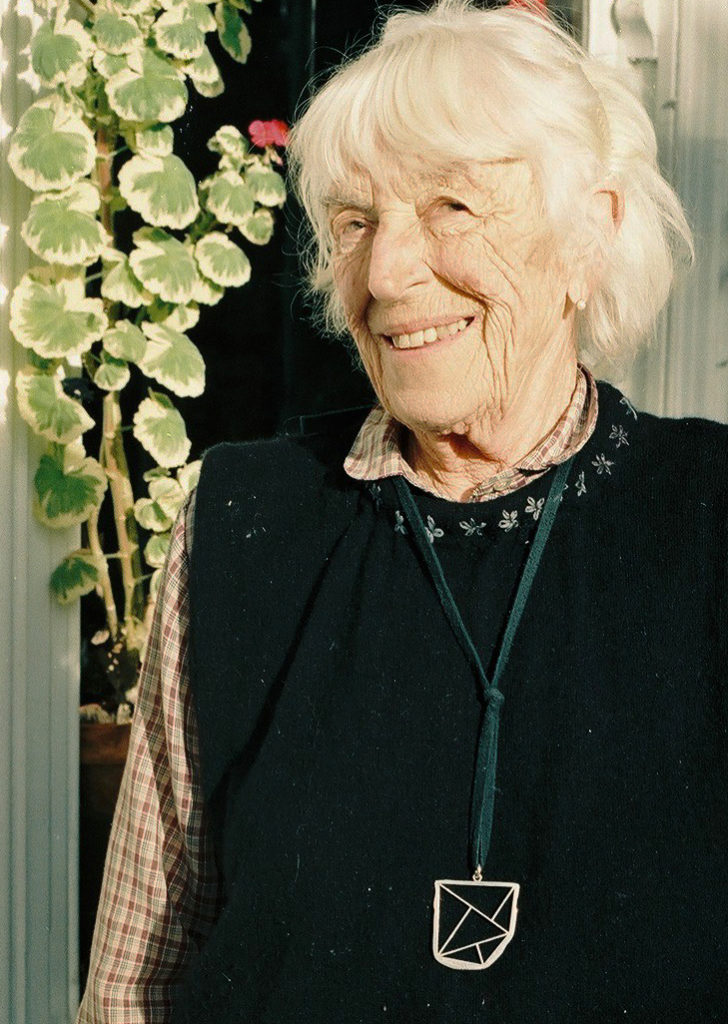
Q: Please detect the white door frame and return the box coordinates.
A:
[1,2,80,1021]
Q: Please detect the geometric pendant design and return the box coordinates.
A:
[432,880,520,970]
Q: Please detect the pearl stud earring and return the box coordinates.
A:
[576,299,587,311]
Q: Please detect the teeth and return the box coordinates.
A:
[390,318,469,349]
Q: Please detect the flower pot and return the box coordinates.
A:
[79,720,131,819]
[79,720,131,988]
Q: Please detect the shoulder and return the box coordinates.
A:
[193,407,371,531]
[200,407,370,481]
[596,380,728,492]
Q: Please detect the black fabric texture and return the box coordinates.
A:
[173,381,728,1023]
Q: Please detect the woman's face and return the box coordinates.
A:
[329,159,575,436]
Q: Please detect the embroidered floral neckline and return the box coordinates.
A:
[364,386,639,545]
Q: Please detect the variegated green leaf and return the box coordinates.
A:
[215,1,251,63]
[149,474,185,518]
[247,166,286,207]
[227,0,252,10]
[188,63,224,97]
[16,368,93,443]
[194,231,250,287]
[154,5,205,59]
[31,17,94,88]
[184,44,222,88]
[101,250,153,307]
[106,48,187,123]
[102,320,146,361]
[148,300,200,331]
[50,549,99,603]
[185,1,217,32]
[192,272,224,306]
[144,530,172,568]
[94,353,130,391]
[204,170,254,225]
[92,49,128,79]
[133,392,191,467]
[8,95,96,192]
[207,124,248,167]
[149,567,164,602]
[10,270,107,358]
[34,442,107,529]
[177,459,201,495]
[128,227,199,303]
[143,466,170,482]
[93,10,143,54]
[135,124,174,156]
[118,153,199,229]
[134,494,173,531]
[108,0,156,13]
[21,181,109,265]
[238,207,274,245]
[139,321,205,397]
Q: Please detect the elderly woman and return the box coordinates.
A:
[79,2,728,1022]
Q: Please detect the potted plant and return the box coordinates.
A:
[7,0,287,728]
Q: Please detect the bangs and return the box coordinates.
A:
[292,26,542,220]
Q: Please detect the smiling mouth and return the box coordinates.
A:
[384,317,474,350]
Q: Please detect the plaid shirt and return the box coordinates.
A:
[77,366,597,1022]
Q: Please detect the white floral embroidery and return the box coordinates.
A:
[244,526,267,539]
[425,515,444,543]
[620,395,638,420]
[498,510,519,532]
[459,518,486,537]
[525,496,544,520]
[592,453,614,475]
[394,510,407,534]
[609,424,629,448]
[367,482,383,508]
[575,470,587,496]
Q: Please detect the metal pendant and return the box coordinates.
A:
[432,879,519,970]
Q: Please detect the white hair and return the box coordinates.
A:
[288,0,693,368]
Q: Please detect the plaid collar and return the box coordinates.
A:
[343,365,598,501]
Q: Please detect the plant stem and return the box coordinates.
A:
[86,508,119,638]
[93,100,146,652]
[96,121,114,237]
[101,392,145,637]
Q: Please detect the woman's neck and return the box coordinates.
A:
[405,354,580,501]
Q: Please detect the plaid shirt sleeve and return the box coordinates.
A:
[77,496,223,1024]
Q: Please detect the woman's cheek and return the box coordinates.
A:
[334,255,369,322]
[432,232,512,304]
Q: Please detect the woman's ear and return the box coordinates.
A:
[595,182,625,237]
[566,182,624,309]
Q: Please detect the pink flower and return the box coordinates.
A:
[248,119,289,149]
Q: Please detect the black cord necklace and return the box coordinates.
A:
[393,455,574,970]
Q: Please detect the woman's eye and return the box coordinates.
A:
[428,199,473,226]
[444,200,470,212]
[333,217,370,251]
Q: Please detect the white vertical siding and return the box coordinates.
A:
[587,0,728,423]
[0,1,80,1021]
[660,0,728,422]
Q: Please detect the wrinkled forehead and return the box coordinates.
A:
[322,155,538,214]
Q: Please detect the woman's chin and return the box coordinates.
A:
[384,395,485,437]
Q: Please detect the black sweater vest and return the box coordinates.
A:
[174,383,728,1023]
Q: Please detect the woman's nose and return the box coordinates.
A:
[366,217,430,301]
